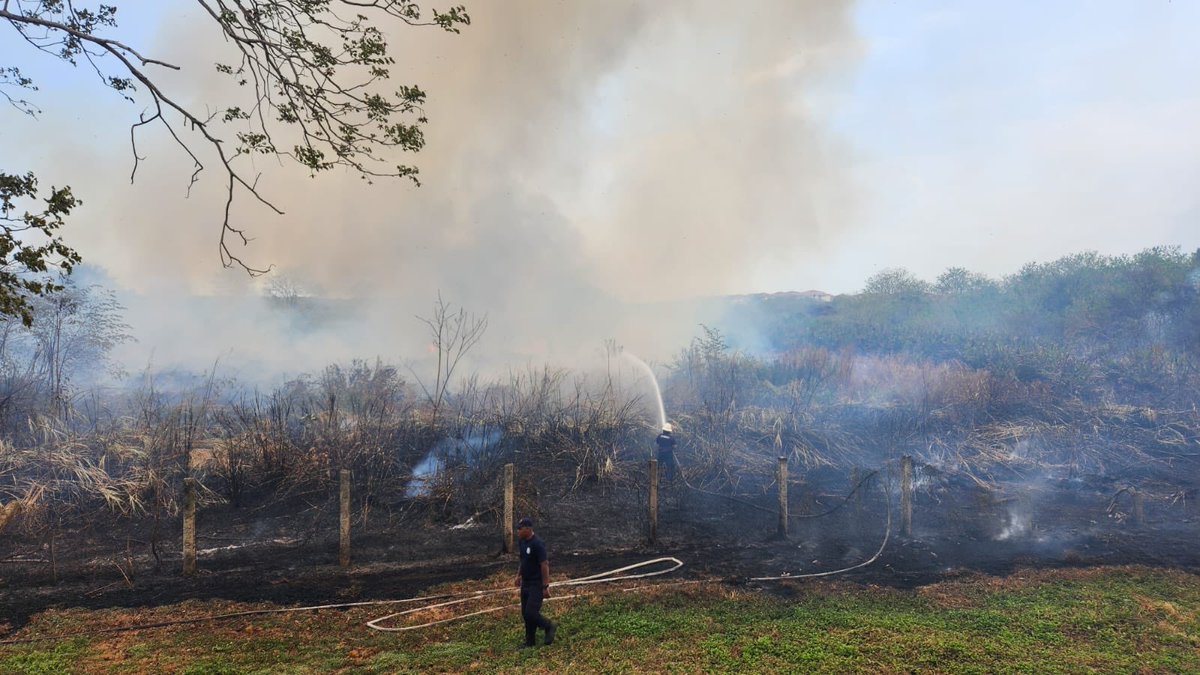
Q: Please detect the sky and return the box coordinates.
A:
[802,1,1200,293]
[2,1,1199,377]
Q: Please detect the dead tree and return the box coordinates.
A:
[413,294,487,425]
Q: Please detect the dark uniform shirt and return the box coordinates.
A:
[519,534,548,587]
[656,432,676,454]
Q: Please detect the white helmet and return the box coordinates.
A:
[662,423,673,433]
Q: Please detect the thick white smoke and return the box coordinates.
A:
[6,1,862,380]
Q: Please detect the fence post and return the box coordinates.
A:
[901,456,914,537]
[340,469,351,568]
[49,529,57,584]
[183,478,197,577]
[778,457,789,538]
[504,463,515,554]
[649,459,658,544]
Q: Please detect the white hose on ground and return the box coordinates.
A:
[368,488,894,632]
[0,559,684,645]
[2,468,899,644]
[751,461,895,581]
[365,556,685,632]
[750,483,892,581]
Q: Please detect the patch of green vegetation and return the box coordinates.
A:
[0,638,89,675]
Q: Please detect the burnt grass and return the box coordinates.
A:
[4,461,1200,635]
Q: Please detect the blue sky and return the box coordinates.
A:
[786,0,1200,292]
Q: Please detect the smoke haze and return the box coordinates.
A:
[7,2,1200,383]
[3,0,862,379]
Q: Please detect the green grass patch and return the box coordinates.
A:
[0,638,89,675]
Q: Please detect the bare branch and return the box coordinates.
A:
[0,0,468,280]
[412,293,487,423]
[0,8,180,69]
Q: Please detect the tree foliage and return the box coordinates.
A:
[0,278,131,426]
[762,247,1200,404]
[0,1,469,320]
[0,171,82,326]
[862,267,933,297]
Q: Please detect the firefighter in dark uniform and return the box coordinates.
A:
[655,423,678,483]
[514,517,557,648]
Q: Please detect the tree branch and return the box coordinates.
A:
[1,0,468,280]
[0,8,180,70]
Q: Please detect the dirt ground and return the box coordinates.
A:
[3,466,1199,635]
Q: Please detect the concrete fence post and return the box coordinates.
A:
[778,457,789,537]
[504,463,515,554]
[183,478,197,577]
[339,469,351,568]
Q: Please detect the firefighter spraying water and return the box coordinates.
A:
[656,422,678,483]
[619,352,679,482]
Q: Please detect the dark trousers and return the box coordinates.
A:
[520,584,554,645]
[659,450,676,483]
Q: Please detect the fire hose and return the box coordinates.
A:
[365,556,685,632]
[1,468,897,644]
[368,476,896,630]
[0,558,682,645]
[668,457,895,581]
[0,504,890,645]
[750,477,892,581]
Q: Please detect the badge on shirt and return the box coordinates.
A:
[526,547,531,554]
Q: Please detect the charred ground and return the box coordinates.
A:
[4,450,1199,634]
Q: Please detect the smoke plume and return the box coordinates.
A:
[9,1,862,379]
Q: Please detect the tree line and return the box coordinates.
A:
[754,247,1200,408]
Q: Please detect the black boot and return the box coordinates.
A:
[544,624,557,646]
